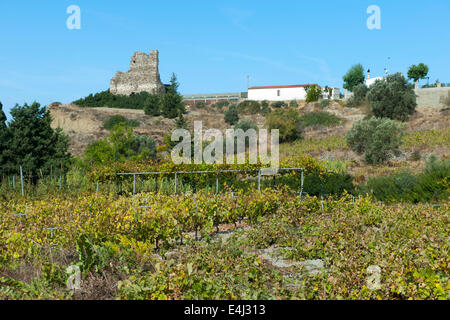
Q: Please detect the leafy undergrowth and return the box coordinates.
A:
[0,191,448,300]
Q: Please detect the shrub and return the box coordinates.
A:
[234,120,258,132]
[346,83,368,108]
[271,101,287,108]
[227,120,259,154]
[143,95,161,116]
[346,117,407,164]
[305,85,322,102]
[261,100,270,114]
[320,100,330,108]
[131,135,157,160]
[237,100,261,114]
[195,101,206,109]
[224,105,239,125]
[299,112,343,128]
[266,108,303,143]
[360,156,450,203]
[83,124,156,165]
[367,73,417,121]
[289,100,298,108]
[103,115,140,131]
[215,101,230,109]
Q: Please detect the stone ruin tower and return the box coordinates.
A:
[110,50,165,96]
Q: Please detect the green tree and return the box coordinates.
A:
[143,94,161,116]
[224,105,239,125]
[4,102,70,179]
[367,72,417,121]
[161,73,185,119]
[305,85,322,102]
[407,63,429,88]
[343,64,365,92]
[0,102,11,174]
[346,117,407,164]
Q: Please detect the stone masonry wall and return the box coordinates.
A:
[110,50,165,96]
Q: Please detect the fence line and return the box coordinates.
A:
[117,167,311,195]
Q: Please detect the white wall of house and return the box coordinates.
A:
[248,86,308,101]
[365,77,384,87]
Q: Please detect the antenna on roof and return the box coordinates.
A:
[247,75,250,89]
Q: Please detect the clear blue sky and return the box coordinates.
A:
[1,0,449,119]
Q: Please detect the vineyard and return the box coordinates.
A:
[0,188,448,300]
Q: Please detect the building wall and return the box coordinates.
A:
[415,87,450,110]
[248,87,308,101]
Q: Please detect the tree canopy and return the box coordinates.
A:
[343,64,365,92]
[161,73,186,119]
[367,73,417,121]
[407,63,429,86]
[0,102,70,179]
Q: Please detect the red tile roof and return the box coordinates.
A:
[248,84,316,90]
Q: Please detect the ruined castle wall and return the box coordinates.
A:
[110,50,165,96]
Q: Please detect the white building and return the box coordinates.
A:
[365,76,384,87]
[248,84,315,101]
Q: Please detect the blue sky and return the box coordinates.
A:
[1,0,449,119]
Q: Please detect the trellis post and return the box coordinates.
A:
[257,169,261,191]
[20,166,24,197]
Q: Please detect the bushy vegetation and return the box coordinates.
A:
[194,101,206,109]
[83,124,156,165]
[143,94,162,116]
[299,112,343,129]
[367,73,417,121]
[346,83,369,108]
[305,85,321,103]
[271,101,287,109]
[213,101,230,109]
[266,109,303,143]
[360,155,449,203]
[237,100,261,114]
[261,100,270,114]
[103,115,139,131]
[234,120,258,133]
[224,105,239,125]
[73,90,151,110]
[346,117,407,164]
[319,100,330,108]
[0,102,70,180]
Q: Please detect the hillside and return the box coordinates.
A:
[49,102,449,159]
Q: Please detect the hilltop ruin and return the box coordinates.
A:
[110,50,165,96]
